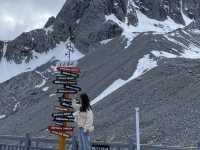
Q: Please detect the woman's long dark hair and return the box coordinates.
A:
[80,93,92,112]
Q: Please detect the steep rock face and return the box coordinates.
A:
[133,0,200,24]
[0,41,3,60]
[44,16,56,28]
[5,29,56,64]
[3,0,200,63]
[134,0,182,24]
[74,0,124,52]
[183,0,200,19]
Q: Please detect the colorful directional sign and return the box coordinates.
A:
[55,106,74,112]
[49,66,81,143]
[49,130,72,138]
[48,126,74,132]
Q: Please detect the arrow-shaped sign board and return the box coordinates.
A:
[52,112,73,117]
[49,130,72,138]
[53,117,75,122]
[57,67,80,74]
[55,106,74,113]
[53,80,77,85]
[48,126,74,132]
[57,89,78,94]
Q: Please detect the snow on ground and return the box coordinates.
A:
[2,42,8,57]
[91,79,126,105]
[151,51,177,58]
[35,71,48,88]
[0,115,6,119]
[44,25,54,34]
[42,87,49,92]
[76,19,80,24]
[100,39,113,45]
[49,94,56,97]
[105,12,184,48]
[105,14,140,48]
[189,29,200,34]
[35,78,46,88]
[164,35,188,49]
[13,102,20,112]
[0,41,84,83]
[128,54,158,80]
[105,0,191,49]
[181,44,200,59]
[92,54,158,105]
[180,0,193,26]
[92,42,200,104]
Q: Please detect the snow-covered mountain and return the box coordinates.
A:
[1,0,200,146]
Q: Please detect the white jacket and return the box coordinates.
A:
[72,100,94,133]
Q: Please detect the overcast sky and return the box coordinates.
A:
[0,0,65,40]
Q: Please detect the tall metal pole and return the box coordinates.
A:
[135,107,140,150]
[58,93,68,150]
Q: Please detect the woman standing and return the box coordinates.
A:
[71,93,94,150]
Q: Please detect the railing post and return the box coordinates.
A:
[35,141,39,148]
[197,142,200,150]
[128,138,136,150]
[24,133,31,150]
[135,107,140,150]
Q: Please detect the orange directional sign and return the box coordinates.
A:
[49,130,72,138]
[55,106,74,112]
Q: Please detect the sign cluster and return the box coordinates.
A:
[48,66,81,139]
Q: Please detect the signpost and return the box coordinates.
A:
[48,27,82,150]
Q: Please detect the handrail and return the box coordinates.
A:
[0,135,57,143]
[0,134,198,150]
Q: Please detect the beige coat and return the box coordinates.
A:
[72,100,94,133]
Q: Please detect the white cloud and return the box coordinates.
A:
[0,0,65,40]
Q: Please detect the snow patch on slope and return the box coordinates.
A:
[164,35,188,49]
[35,71,48,88]
[42,87,49,92]
[151,51,177,58]
[91,79,126,105]
[180,0,193,26]
[0,115,6,119]
[92,54,157,105]
[100,39,113,45]
[2,42,8,57]
[92,40,200,104]
[0,41,84,83]
[105,11,185,48]
[13,102,20,112]
[44,25,54,34]
[189,29,200,34]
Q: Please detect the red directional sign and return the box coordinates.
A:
[57,67,80,73]
[48,126,74,132]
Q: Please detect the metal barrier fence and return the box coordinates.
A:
[0,134,133,150]
[0,134,199,150]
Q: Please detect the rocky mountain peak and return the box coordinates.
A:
[1,0,200,64]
